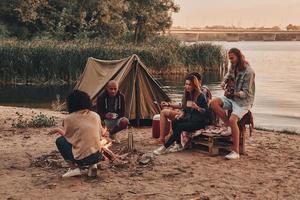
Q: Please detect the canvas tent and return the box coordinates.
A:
[74,54,170,125]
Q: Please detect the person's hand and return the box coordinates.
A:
[48,128,59,135]
[233,92,240,97]
[220,82,226,90]
[225,90,235,98]
[190,102,199,110]
[160,101,170,108]
[48,128,64,136]
[175,113,184,120]
[224,90,230,97]
[105,112,114,120]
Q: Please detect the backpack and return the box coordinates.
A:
[201,85,212,103]
[201,86,216,125]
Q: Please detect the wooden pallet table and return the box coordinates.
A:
[191,129,248,156]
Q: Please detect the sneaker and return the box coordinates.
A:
[153,146,168,155]
[225,151,240,160]
[87,164,98,177]
[168,143,184,153]
[109,134,120,144]
[62,168,83,178]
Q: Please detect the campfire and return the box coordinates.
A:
[100,137,115,161]
[100,127,135,162]
[29,127,153,173]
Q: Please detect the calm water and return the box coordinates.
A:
[1,41,300,133]
[219,41,300,133]
[160,41,300,133]
[0,84,74,108]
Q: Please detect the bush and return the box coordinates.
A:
[12,111,57,128]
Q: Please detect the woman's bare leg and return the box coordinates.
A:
[160,109,171,143]
[159,109,180,142]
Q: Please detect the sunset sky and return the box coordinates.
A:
[172,0,300,28]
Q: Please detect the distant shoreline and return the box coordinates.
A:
[167,30,300,42]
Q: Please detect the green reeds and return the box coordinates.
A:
[0,38,227,84]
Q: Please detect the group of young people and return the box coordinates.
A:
[153,48,255,160]
[49,47,255,177]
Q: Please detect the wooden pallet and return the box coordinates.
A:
[191,110,254,156]
[192,129,248,156]
[192,133,231,156]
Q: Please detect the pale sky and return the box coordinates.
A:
[172,0,300,28]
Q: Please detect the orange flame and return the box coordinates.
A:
[100,126,112,148]
[100,137,116,161]
[100,138,112,149]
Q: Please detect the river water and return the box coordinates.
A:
[159,41,300,133]
[1,41,300,133]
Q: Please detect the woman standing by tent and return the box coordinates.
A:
[153,75,209,154]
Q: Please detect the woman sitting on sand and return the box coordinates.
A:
[49,90,103,178]
[153,75,209,154]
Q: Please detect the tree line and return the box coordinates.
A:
[0,0,179,43]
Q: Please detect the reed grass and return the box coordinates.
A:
[0,38,227,84]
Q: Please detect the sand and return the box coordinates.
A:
[0,106,299,200]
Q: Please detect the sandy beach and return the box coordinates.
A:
[0,106,299,200]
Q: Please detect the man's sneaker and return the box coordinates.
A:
[87,164,98,177]
[225,151,240,160]
[62,168,82,178]
[153,146,168,155]
[109,134,120,144]
[168,143,184,153]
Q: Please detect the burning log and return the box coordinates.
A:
[101,146,116,161]
[100,137,116,161]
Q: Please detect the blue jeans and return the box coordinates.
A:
[55,136,102,167]
[164,118,206,148]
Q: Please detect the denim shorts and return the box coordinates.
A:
[220,96,250,119]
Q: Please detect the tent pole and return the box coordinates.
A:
[135,60,141,126]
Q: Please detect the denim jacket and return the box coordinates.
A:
[223,64,255,108]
